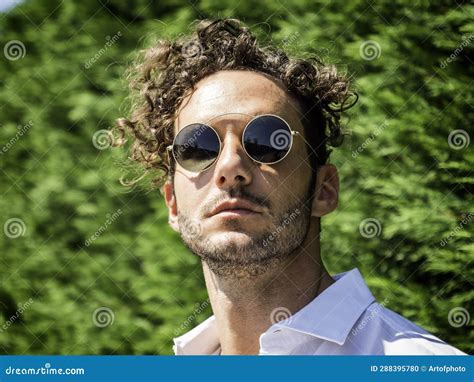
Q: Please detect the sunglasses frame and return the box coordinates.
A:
[167,113,308,173]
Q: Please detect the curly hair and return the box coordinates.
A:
[115,18,356,188]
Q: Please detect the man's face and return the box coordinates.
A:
[165,70,315,276]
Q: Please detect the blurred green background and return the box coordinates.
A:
[0,0,472,355]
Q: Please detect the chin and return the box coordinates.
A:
[207,230,256,247]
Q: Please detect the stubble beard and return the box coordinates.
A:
[178,190,313,279]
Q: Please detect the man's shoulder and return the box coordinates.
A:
[351,302,467,355]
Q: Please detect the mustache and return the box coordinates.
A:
[202,187,271,217]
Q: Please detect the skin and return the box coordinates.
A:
[163,70,340,355]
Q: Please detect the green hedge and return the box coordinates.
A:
[0,0,472,354]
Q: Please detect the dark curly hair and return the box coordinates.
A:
[115,18,356,188]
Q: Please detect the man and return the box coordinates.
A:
[116,19,465,355]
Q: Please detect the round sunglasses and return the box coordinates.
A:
[167,113,311,173]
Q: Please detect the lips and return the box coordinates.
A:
[208,199,263,218]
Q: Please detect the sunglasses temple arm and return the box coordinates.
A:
[166,145,173,166]
[292,131,321,166]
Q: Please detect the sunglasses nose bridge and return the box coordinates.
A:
[205,129,253,188]
[218,130,250,164]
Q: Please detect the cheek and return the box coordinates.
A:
[263,147,311,199]
[287,144,312,191]
[173,175,200,214]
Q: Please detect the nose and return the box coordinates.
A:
[213,131,253,190]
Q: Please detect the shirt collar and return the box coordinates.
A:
[173,268,375,354]
[173,315,221,355]
[266,267,376,346]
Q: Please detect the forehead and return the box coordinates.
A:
[175,70,301,129]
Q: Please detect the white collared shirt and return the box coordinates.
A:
[173,268,466,355]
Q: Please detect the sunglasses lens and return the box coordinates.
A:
[243,115,293,163]
[173,124,220,172]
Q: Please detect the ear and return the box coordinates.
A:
[311,164,339,217]
[163,180,180,232]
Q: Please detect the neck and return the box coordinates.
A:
[202,218,335,355]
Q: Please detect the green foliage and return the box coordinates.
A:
[0,0,472,354]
